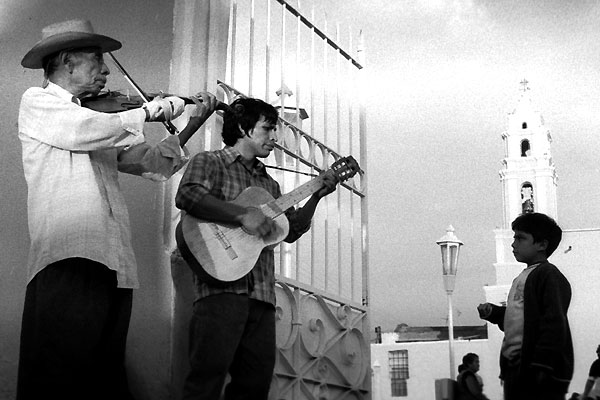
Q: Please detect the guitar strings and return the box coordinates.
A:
[264,165,318,177]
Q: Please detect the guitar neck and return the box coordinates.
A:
[262,175,325,219]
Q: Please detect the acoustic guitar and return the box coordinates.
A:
[176,156,360,285]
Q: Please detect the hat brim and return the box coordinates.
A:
[21,32,122,69]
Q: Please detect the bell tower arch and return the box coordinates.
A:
[498,79,558,229]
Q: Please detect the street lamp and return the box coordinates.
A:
[436,225,463,379]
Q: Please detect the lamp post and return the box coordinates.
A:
[436,225,463,379]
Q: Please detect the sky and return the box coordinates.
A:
[311,0,600,330]
[4,0,600,333]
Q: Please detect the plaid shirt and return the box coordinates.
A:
[176,146,310,306]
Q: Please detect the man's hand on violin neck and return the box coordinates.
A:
[142,91,217,124]
[189,91,218,119]
[191,92,218,111]
[144,96,185,122]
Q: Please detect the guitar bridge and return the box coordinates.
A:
[209,223,238,260]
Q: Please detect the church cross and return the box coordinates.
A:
[520,78,529,92]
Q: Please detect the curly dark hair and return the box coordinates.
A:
[511,212,562,257]
[221,97,278,146]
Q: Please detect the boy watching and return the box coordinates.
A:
[478,212,573,400]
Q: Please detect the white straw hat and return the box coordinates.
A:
[21,19,122,69]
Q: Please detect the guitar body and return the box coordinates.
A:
[178,186,290,284]
[176,155,360,285]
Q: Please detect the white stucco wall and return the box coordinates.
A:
[370,339,502,400]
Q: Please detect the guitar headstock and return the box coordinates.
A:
[330,156,361,183]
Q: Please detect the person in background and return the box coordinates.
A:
[478,212,573,400]
[581,345,600,400]
[456,352,489,400]
[17,19,217,400]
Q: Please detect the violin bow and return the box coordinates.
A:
[107,52,179,135]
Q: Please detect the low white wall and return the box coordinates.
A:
[371,339,502,400]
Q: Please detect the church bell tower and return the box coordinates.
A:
[491,79,559,287]
[499,79,558,227]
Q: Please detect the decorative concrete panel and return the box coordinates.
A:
[271,280,371,400]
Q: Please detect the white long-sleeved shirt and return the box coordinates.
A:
[501,263,538,360]
[18,82,188,288]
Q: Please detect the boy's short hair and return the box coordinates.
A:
[462,352,479,366]
[511,212,562,257]
[221,97,278,146]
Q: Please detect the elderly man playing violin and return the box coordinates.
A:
[16,19,217,400]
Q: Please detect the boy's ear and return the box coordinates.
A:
[536,239,549,252]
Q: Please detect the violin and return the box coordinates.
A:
[86,52,232,135]
[81,90,232,114]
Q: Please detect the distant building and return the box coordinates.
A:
[392,324,487,342]
[371,81,600,399]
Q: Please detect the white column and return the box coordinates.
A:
[167,1,231,398]
[372,360,381,400]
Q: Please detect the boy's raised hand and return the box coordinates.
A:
[477,303,492,319]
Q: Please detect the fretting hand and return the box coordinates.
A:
[314,170,339,199]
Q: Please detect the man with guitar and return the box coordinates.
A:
[175,97,340,399]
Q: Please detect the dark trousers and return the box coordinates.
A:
[17,258,134,400]
[183,294,276,400]
[503,359,566,400]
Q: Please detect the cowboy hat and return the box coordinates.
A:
[21,19,122,69]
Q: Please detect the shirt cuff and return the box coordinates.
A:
[159,135,188,159]
[119,108,146,138]
[150,135,191,179]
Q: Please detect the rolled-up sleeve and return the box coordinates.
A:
[283,206,312,243]
[117,135,189,181]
